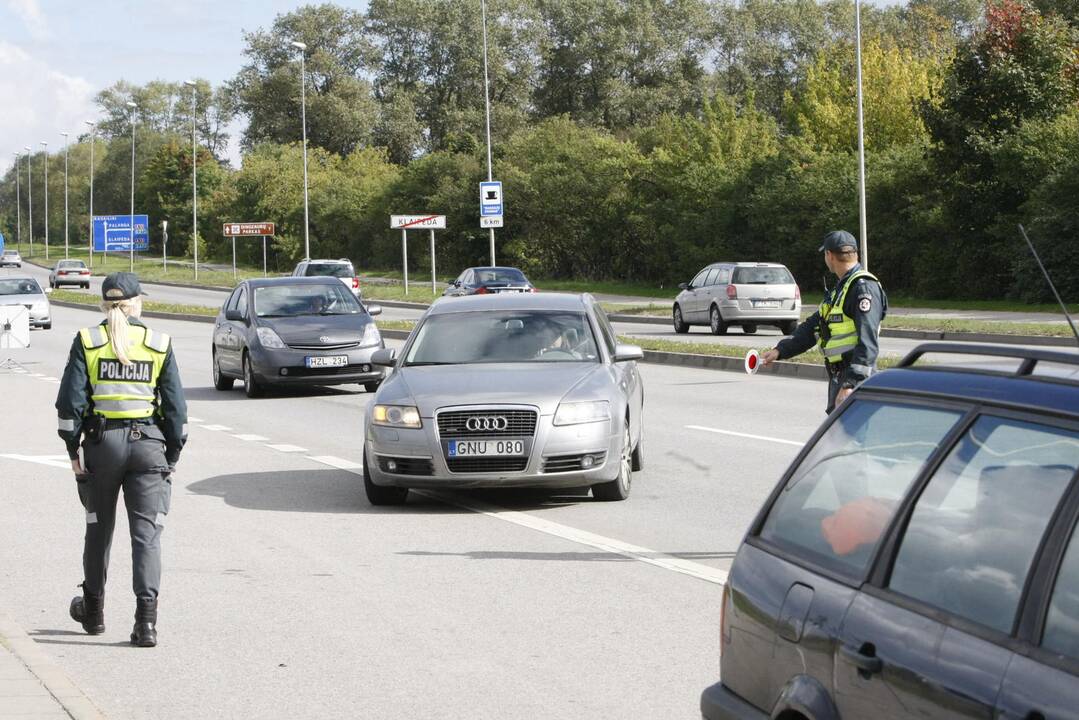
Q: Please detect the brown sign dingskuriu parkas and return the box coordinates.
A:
[223,222,275,237]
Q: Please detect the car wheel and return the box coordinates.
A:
[83,283,90,289]
[363,381,380,393]
[42,322,52,330]
[742,323,758,335]
[709,306,728,336]
[243,352,264,398]
[213,349,234,391]
[592,422,633,501]
[363,446,409,505]
[780,320,797,335]
[672,305,689,334]
[631,430,644,471]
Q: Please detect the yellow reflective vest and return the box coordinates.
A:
[79,324,170,419]
[818,269,879,364]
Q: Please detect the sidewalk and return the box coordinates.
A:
[0,612,105,720]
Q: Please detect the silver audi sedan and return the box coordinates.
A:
[363,293,645,505]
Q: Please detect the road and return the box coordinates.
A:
[0,302,831,719]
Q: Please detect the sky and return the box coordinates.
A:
[0,0,368,174]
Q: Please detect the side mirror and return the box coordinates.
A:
[678,283,689,290]
[224,309,243,322]
[613,344,644,363]
[44,287,54,295]
[371,347,398,367]
[453,280,462,287]
[365,303,383,316]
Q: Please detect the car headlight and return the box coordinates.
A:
[372,405,422,429]
[256,327,286,349]
[359,323,381,348]
[553,400,610,426]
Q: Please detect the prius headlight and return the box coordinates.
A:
[372,404,422,429]
[256,327,286,349]
[553,400,610,426]
[359,323,382,348]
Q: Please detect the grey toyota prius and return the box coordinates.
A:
[362,292,645,505]
[212,277,386,397]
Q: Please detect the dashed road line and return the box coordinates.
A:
[308,455,363,471]
[265,443,308,453]
[0,454,73,469]
[686,424,804,447]
[200,424,232,432]
[232,434,269,442]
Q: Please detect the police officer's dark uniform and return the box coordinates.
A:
[55,272,187,647]
[772,231,888,413]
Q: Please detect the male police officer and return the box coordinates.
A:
[55,272,187,647]
[761,230,887,413]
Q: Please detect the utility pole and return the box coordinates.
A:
[127,101,137,272]
[290,41,311,260]
[854,0,868,269]
[86,121,95,268]
[25,146,32,258]
[40,141,48,261]
[12,152,20,252]
[61,131,70,259]
[480,0,496,266]
[184,80,199,280]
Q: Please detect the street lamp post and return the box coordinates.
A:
[854,0,868,269]
[12,152,21,252]
[290,40,311,260]
[480,0,496,266]
[40,141,48,261]
[61,131,70,259]
[85,121,95,268]
[24,146,31,258]
[127,101,137,272]
[184,80,199,280]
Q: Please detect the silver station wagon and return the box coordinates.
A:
[362,292,645,505]
[673,262,801,336]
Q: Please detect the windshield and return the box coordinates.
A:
[254,283,362,317]
[58,261,86,269]
[305,263,353,278]
[474,268,528,285]
[405,310,599,365]
[732,267,794,285]
[0,279,41,295]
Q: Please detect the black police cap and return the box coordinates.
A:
[818,230,859,253]
[101,272,148,301]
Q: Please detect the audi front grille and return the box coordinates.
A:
[446,457,529,473]
[436,409,537,438]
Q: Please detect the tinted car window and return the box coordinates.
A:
[476,268,528,284]
[405,311,599,365]
[254,283,361,317]
[236,286,248,319]
[593,306,618,357]
[0,279,41,295]
[225,287,242,313]
[717,267,731,285]
[691,269,710,287]
[890,417,1079,634]
[304,263,354,278]
[733,267,794,284]
[1044,522,1079,660]
[759,401,962,577]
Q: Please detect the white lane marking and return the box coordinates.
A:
[308,455,363,471]
[416,490,728,586]
[0,454,72,469]
[265,443,308,453]
[233,434,270,442]
[201,424,232,432]
[41,376,59,382]
[188,416,204,423]
[686,425,804,447]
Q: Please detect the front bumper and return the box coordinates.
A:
[700,682,768,720]
[365,413,621,489]
[249,344,386,386]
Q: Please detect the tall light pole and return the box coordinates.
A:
[184,79,199,280]
[854,0,868,269]
[290,40,311,260]
[127,101,137,272]
[85,121,96,268]
[480,0,496,266]
[40,141,49,261]
[12,152,21,252]
[61,131,70,258]
[24,146,31,257]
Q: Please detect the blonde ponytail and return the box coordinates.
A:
[100,296,143,365]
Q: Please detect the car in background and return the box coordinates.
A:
[0,249,22,268]
[0,276,51,329]
[292,258,361,298]
[701,343,1079,720]
[673,262,800,336]
[443,266,535,296]
[212,277,385,398]
[361,292,644,505]
[49,259,91,289]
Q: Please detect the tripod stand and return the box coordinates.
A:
[0,305,31,373]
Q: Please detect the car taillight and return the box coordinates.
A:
[475,286,489,294]
[720,583,731,656]
[352,277,360,289]
[726,285,737,300]
[529,287,537,293]
[794,286,801,300]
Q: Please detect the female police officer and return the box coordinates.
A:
[55,272,187,647]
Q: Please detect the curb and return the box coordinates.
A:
[49,300,216,325]
[0,610,108,720]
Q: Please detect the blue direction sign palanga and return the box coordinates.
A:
[93,215,150,252]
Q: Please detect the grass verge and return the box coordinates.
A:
[50,289,217,317]
[28,248,275,287]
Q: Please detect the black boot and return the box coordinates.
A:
[69,587,105,635]
[130,597,158,647]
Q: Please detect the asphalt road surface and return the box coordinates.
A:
[0,303,835,719]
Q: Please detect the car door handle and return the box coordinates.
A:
[840,644,882,676]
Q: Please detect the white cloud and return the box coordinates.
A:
[0,42,96,173]
[6,0,49,39]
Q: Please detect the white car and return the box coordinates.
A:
[49,259,91,289]
[0,249,21,268]
[292,259,362,299]
[0,276,51,329]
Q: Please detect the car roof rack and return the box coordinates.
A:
[898,342,1079,377]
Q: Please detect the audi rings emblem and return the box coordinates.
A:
[466,416,509,432]
[319,336,331,343]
